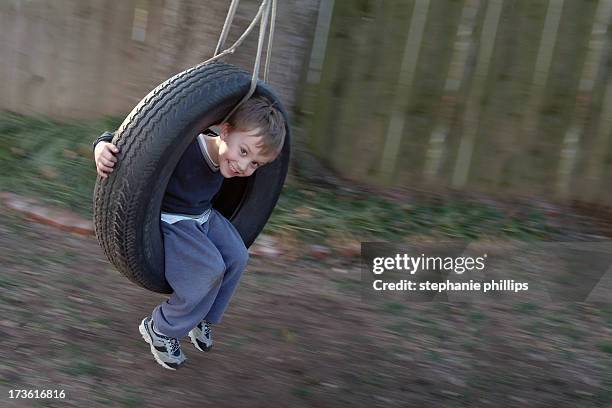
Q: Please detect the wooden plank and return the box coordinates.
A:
[504,0,564,192]
[331,0,386,177]
[306,0,335,85]
[556,0,612,198]
[451,0,503,188]
[378,0,430,182]
[422,0,481,184]
[307,0,347,157]
[585,68,612,202]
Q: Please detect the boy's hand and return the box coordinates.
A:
[94,142,120,178]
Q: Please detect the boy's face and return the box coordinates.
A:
[218,123,276,178]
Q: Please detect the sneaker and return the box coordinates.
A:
[188,320,213,352]
[138,316,186,370]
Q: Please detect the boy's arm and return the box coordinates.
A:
[93,131,120,179]
[92,130,115,152]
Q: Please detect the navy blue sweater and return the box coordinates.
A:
[94,132,224,215]
[162,138,224,214]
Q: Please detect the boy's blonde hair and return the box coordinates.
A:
[226,96,286,158]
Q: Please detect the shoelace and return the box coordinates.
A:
[168,338,180,355]
[153,323,181,354]
[203,322,211,337]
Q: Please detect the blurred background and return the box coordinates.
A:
[2,0,612,407]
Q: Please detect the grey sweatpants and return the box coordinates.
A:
[152,209,249,339]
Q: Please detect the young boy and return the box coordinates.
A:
[93,97,286,370]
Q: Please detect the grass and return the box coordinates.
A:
[0,112,122,216]
[265,181,561,243]
[385,322,412,337]
[380,301,406,315]
[596,368,612,404]
[512,302,539,314]
[0,274,20,289]
[426,349,442,362]
[332,277,362,294]
[61,359,105,377]
[291,386,313,399]
[295,193,516,238]
[598,307,612,328]
[1,111,562,242]
[559,323,584,342]
[224,334,248,350]
[599,340,612,354]
[467,310,487,324]
[116,388,145,408]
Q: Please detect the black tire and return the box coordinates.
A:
[93,62,290,294]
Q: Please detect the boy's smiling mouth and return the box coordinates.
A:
[228,161,240,176]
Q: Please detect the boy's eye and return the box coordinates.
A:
[240,148,247,156]
[251,161,259,168]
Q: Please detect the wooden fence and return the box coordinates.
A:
[301,0,612,205]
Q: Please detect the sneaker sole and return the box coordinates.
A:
[139,318,183,371]
[188,331,213,352]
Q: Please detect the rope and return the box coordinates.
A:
[197,0,268,68]
[214,0,240,57]
[194,0,278,121]
[263,0,277,82]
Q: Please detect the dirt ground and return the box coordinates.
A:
[1,211,612,408]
